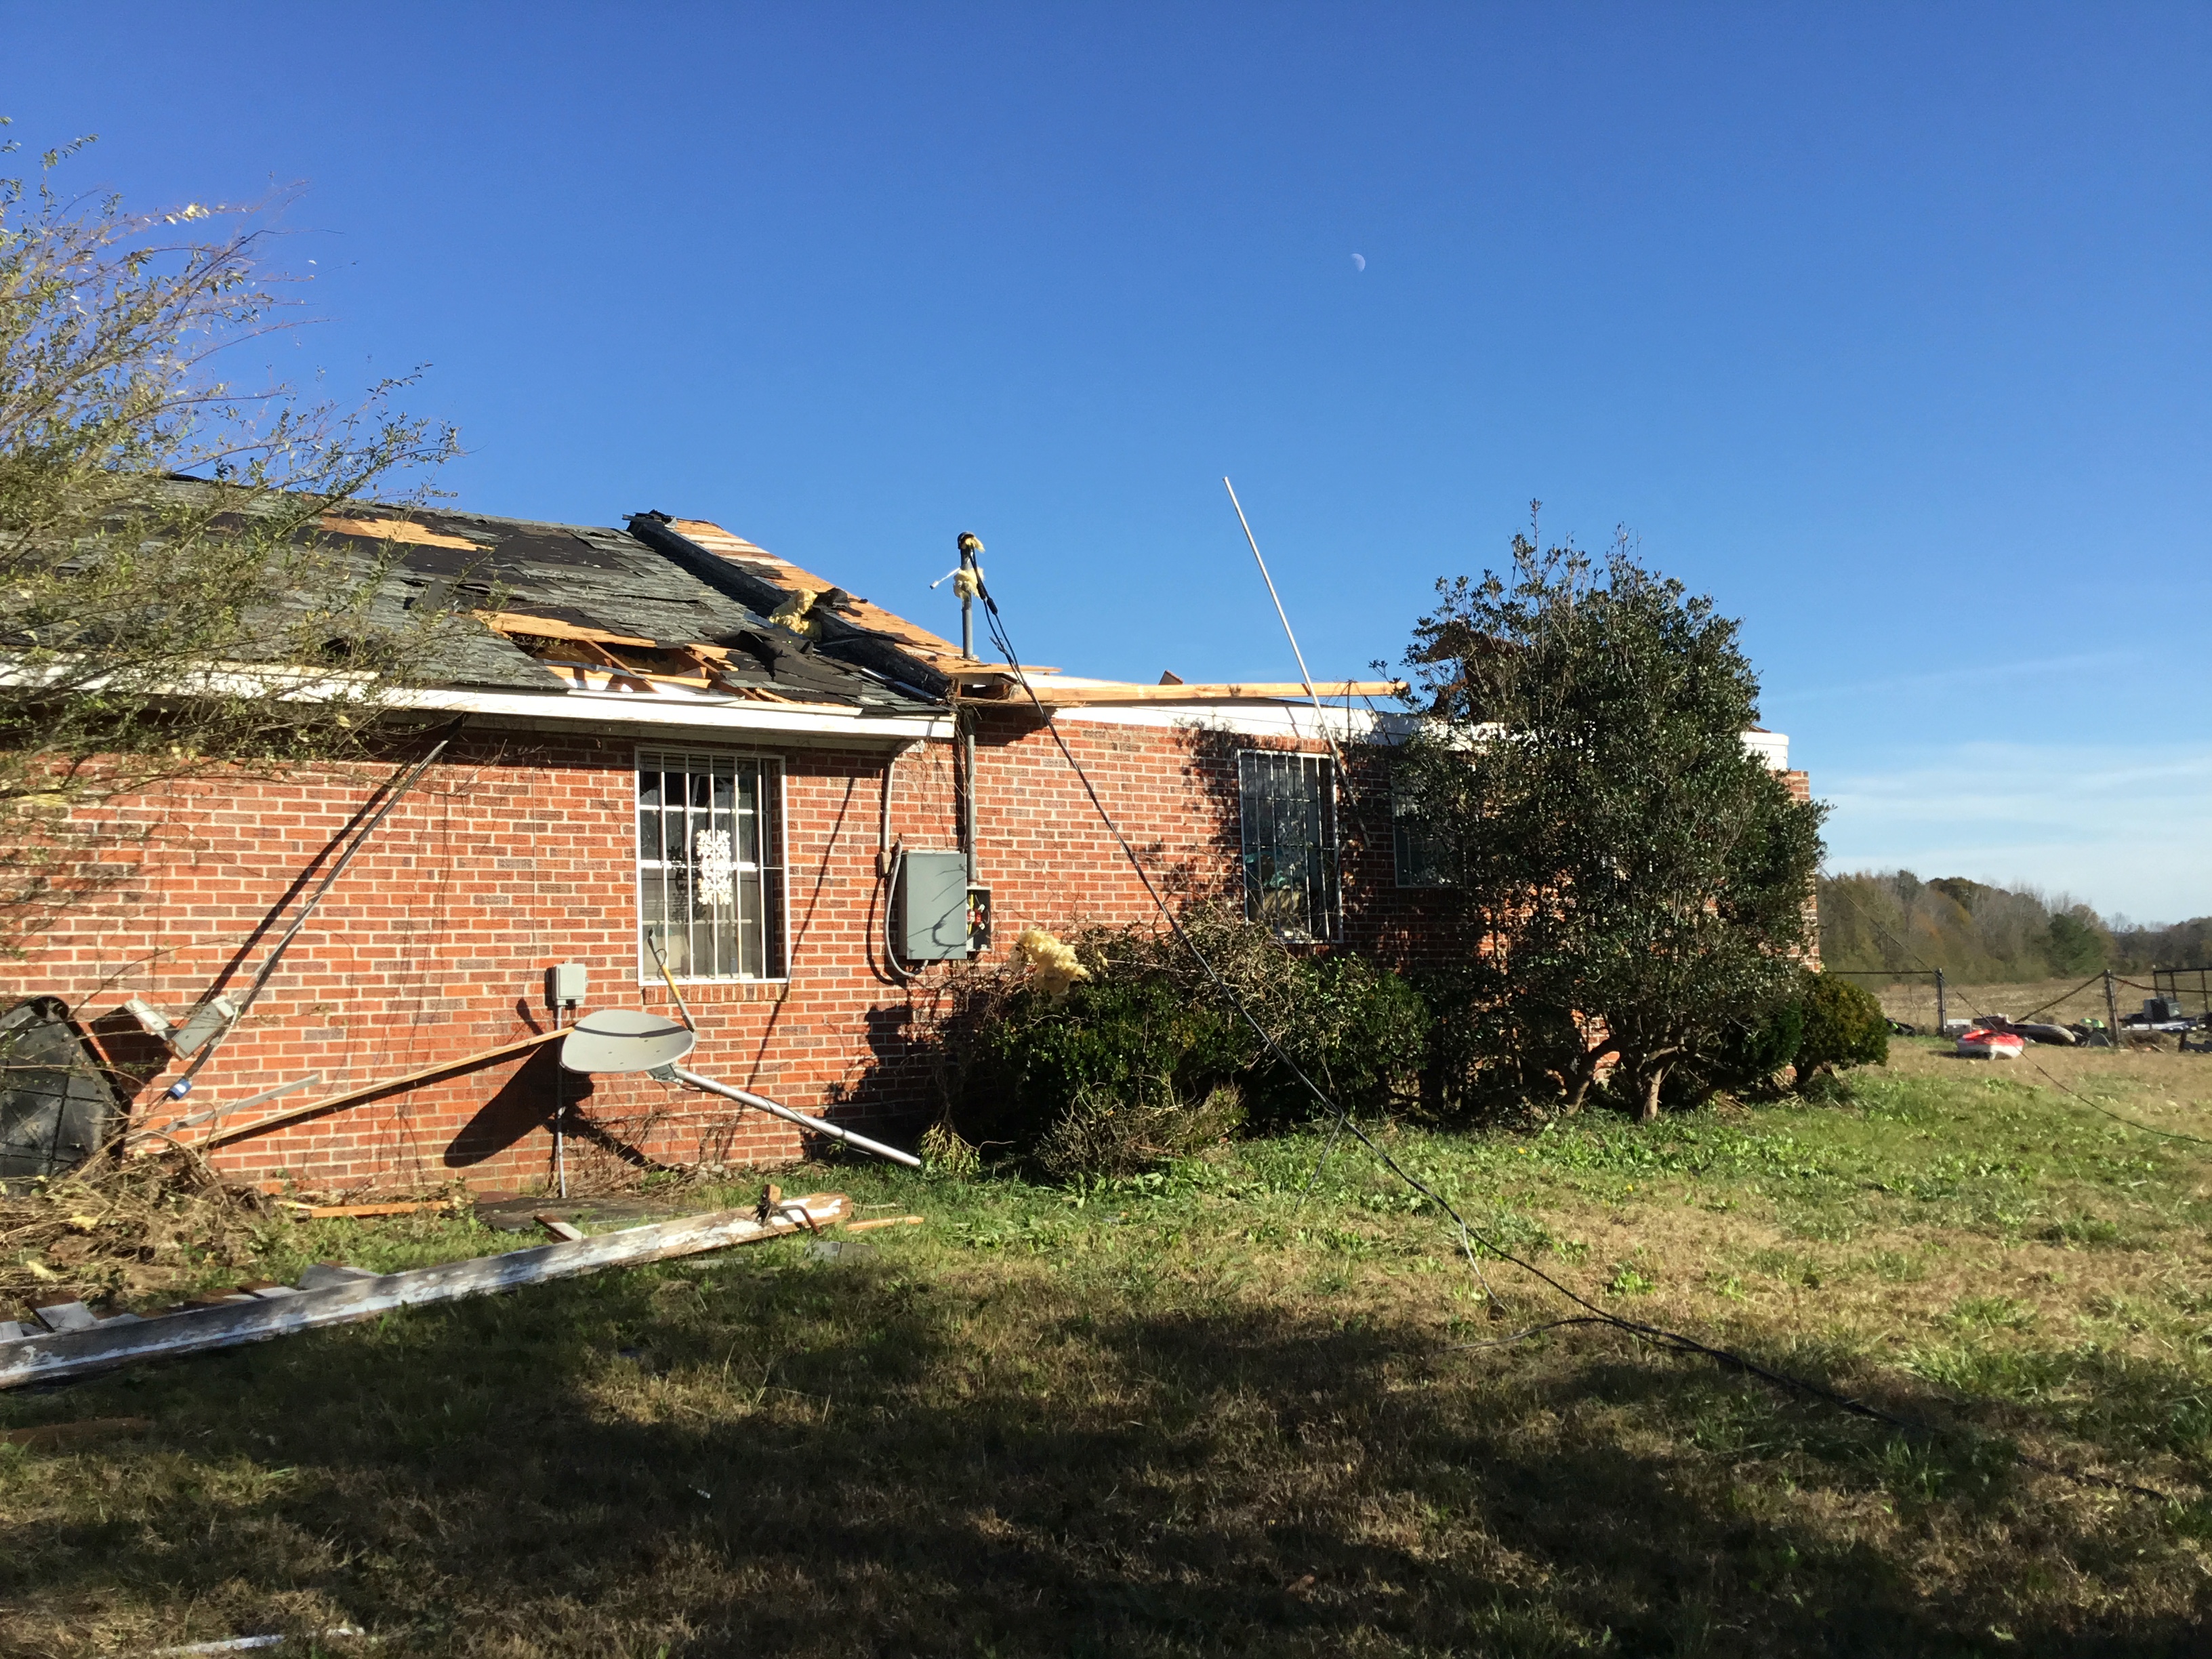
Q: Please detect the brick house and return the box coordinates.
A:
[2,503,1807,1193]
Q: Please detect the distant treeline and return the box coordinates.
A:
[1819,872,2212,983]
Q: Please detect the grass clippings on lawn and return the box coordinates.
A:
[4,1039,2212,1656]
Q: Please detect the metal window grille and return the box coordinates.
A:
[636,750,786,981]
[1238,751,1340,942]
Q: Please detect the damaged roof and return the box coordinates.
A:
[305,503,945,713]
[134,479,1389,719]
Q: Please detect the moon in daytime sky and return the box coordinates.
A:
[1351,252,1366,270]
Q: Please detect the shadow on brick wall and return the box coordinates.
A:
[444,1046,573,1168]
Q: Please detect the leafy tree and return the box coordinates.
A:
[0,127,462,954]
[1818,870,2119,982]
[1393,516,1826,1121]
[2045,909,2107,976]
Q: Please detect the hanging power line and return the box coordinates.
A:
[969,567,2169,1505]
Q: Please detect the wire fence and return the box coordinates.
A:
[1829,966,2210,1037]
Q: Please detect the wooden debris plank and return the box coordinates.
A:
[472,609,658,649]
[844,1216,926,1233]
[0,1195,851,1389]
[976,678,1405,707]
[281,1200,449,1219]
[319,514,483,552]
[193,1029,567,1149]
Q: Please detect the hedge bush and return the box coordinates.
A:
[1794,970,1889,1081]
[1662,970,1887,1107]
[930,905,1429,1171]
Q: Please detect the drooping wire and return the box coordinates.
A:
[2033,1064,2212,1148]
[970,573,2173,1504]
[1817,881,1995,1024]
[2006,972,2109,1025]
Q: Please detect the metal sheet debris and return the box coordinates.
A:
[0,1193,853,1389]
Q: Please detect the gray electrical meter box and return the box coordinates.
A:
[899,850,975,960]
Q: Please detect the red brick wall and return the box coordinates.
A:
[962,712,1444,969]
[3,717,1807,1192]
[1,718,1332,1192]
[4,728,970,1193]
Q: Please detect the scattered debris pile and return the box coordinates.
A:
[0,1151,274,1315]
[2,1187,895,1389]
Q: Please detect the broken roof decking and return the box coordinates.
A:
[309,506,939,715]
[661,518,996,682]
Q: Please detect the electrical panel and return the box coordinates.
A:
[548,962,589,1006]
[899,850,977,961]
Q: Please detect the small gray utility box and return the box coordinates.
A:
[899,850,975,960]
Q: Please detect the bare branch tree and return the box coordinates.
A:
[0,124,468,954]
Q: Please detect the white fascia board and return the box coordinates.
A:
[1055,701,1387,743]
[0,653,951,743]
[392,685,951,743]
[1061,699,1793,771]
[0,657,377,699]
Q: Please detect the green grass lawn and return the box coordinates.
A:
[6,1040,2212,1656]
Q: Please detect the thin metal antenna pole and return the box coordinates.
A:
[1223,478,1331,723]
[958,534,981,881]
[1223,478,1355,805]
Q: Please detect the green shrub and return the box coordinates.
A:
[1245,951,1432,1131]
[931,905,1429,1170]
[1794,970,1888,1084]
[1671,992,1809,1105]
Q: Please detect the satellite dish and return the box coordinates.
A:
[560,1008,697,1075]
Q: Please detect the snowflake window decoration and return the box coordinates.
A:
[695,827,735,907]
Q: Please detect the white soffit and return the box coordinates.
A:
[393,685,951,743]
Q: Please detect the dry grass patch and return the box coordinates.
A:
[5,1047,2212,1653]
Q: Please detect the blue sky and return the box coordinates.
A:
[7,3,2208,919]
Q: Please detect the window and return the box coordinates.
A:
[636,750,785,981]
[1238,751,1340,942]
[1391,770,1452,888]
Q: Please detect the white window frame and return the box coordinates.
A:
[1237,750,1342,943]
[634,747,790,983]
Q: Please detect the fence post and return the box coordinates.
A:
[1936,968,1945,1035]
[2104,968,2123,1046]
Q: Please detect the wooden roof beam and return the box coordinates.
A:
[967,678,1406,707]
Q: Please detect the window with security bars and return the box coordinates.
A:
[1391,769,1453,888]
[1238,751,1340,942]
[636,751,786,981]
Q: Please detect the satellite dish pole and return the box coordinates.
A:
[957,531,981,659]
[955,532,984,882]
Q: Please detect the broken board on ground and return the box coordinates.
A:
[0,1193,851,1389]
